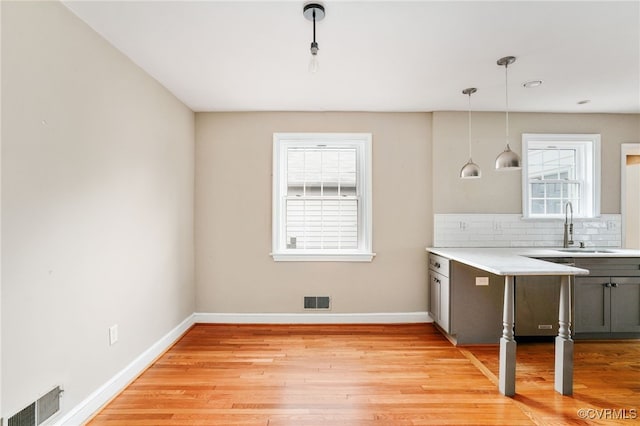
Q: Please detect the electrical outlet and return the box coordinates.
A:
[109,324,118,346]
[475,277,489,286]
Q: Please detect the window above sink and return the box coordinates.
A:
[522,134,601,219]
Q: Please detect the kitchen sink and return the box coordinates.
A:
[555,248,615,254]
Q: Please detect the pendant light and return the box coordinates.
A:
[495,56,522,170]
[303,3,325,73]
[460,87,481,179]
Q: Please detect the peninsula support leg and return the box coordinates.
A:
[499,275,516,397]
[555,275,574,395]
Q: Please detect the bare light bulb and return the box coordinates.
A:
[309,41,319,73]
[309,55,319,73]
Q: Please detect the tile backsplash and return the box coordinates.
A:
[434,214,621,248]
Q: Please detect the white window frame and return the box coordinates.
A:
[522,133,601,219]
[272,133,374,262]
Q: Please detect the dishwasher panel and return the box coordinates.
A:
[515,257,573,337]
[515,275,562,336]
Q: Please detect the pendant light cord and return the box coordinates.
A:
[313,10,316,44]
[468,92,472,159]
[504,62,509,145]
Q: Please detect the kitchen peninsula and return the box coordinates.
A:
[426,247,640,397]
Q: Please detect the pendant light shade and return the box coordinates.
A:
[460,159,482,178]
[460,87,481,179]
[495,56,521,170]
[495,144,521,169]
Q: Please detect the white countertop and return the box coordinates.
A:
[426,247,640,276]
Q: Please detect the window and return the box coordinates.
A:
[272,133,374,261]
[522,134,600,218]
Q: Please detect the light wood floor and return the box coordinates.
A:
[87,324,640,425]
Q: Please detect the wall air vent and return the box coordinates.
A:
[8,403,35,426]
[37,386,62,424]
[304,296,331,310]
[7,386,63,426]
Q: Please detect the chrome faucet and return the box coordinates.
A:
[563,201,574,248]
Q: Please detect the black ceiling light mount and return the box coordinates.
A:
[303,2,325,73]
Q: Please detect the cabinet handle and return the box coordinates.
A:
[611,282,618,288]
[604,282,611,288]
[435,262,441,268]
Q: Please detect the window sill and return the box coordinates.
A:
[271,252,376,262]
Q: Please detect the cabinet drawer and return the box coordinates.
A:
[429,253,450,277]
[575,258,640,277]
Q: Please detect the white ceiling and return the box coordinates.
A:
[62,1,640,113]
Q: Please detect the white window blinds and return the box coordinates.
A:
[528,148,581,215]
[285,148,358,249]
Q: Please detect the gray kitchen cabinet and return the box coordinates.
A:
[428,253,450,333]
[574,277,611,333]
[574,258,640,336]
[428,252,505,345]
[611,277,640,332]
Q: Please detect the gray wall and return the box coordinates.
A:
[1,1,195,417]
[195,112,433,313]
[433,111,640,213]
[193,111,638,318]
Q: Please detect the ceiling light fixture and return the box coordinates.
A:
[495,56,522,171]
[523,80,543,88]
[460,87,481,179]
[303,2,325,73]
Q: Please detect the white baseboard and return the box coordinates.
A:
[194,311,432,324]
[54,314,195,426]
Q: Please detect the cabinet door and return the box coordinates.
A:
[574,277,611,333]
[439,274,450,333]
[429,270,450,332]
[428,269,441,325]
[610,277,640,333]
